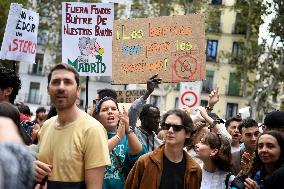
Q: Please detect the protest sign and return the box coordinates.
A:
[116,89,146,103]
[0,3,39,63]
[112,14,206,84]
[179,81,202,109]
[62,2,114,76]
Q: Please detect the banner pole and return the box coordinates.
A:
[85,76,89,113]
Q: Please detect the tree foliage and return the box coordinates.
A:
[248,0,284,120]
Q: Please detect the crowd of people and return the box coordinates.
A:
[0,63,284,189]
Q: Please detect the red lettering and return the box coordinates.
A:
[66,3,71,12]
[8,39,36,54]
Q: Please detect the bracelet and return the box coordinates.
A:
[115,134,121,141]
[205,106,213,111]
[208,120,220,129]
[126,129,134,135]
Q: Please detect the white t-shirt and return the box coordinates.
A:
[231,145,241,153]
[200,168,235,189]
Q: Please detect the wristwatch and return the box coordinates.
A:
[208,119,220,129]
[205,106,213,111]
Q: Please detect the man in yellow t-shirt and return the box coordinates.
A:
[35,64,110,189]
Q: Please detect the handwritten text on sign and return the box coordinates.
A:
[112,14,206,84]
[116,90,146,103]
[0,3,39,63]
[62,2,114,76]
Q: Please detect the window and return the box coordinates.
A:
[38,30,48,45]
[27,82,40,104]
[210,0,222,5]
[202,70,214,93]
[234,13,247,34]
[228,73,242,96]
[231,42,243,64]
[200,100,208,107]
[232,42,243,60]
[226,103,238,119]
[31,54,44,75]
[206,11,221,33]
[206,40,218,61]
[150,95,160,108]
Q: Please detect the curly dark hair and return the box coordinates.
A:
[93,97,119,118]
[201,132,232,172]
[98,88,118,100]
[0,66,21,103]
[160,109,193,146]
[249,130,284,177]
[139,104,159,120]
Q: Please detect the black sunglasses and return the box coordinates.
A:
[162,123,185,132]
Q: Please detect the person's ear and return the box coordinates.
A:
[210,149,218,157]
[4,87,13,96]
[77,86,81,97]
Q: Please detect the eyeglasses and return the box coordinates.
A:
[244,131,260,138]
[162,123,185,132]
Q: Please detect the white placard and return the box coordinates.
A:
[239,106,250,119]
[179,81,202,109]
[62,2,114,76]
[0,3,39,63]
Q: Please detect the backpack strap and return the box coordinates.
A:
[225,172,233,189]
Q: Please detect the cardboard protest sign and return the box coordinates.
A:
[116,90,146,103]
[0,3,39,63]
[62,2,114,76]
[112,14,206,84]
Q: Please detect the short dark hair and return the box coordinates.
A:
[47,64,79,86]
[97,89,117,100]
[46,106,57,120]
[139,104,159,120]
[238,118,258,134]
[0,102,20,127]
[264,111,284,130]
[0,66,21,103]
[201,132,232,172]
[15,102,32,117]
[225,115,242,128]
[36,107,46,115]
[160,109,193,146]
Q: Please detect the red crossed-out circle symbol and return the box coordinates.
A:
[181,91,198,108]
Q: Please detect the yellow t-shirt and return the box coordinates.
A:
[38,111,110,182]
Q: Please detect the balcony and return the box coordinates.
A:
[229,56,243,64]
[27,64,45,76]
[226,85,243,97]
[206,23,221,33]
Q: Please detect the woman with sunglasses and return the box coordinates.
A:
[243,130,284,189]
[125,109,202,189]
[93,97,147,189]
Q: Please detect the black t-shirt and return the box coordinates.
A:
[159,154,186,189]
